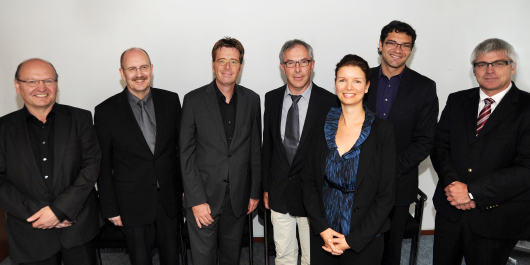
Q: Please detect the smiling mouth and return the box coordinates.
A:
[35,94,48,98]
[343,93,356,98]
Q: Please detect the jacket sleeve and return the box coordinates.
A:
[179,94,208,208]
[431,94,460,188]
[249,94,262,199]
[52,111,101,221]
[397,80,438,175]
[95,106,120,219]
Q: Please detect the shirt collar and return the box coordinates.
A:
[214,80,237,103]
[378,65,406,80]
[126,87,153,106]
[479,82,512,104]
[284,82,313,101]
[23,103,56,122]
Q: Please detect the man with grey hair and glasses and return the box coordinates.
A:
[431,38,530,265]
[262,39,337,264]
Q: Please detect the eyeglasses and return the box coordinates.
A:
[384,41,412,51]
[283,59,312,68]
[217,59,240,66]
[16,78,57,87]
[123,65,151,74]
[473,60,513,70]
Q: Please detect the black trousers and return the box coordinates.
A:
[381,205,410,265]
[433,212,517,265]
[310,228,384,265]
[20,239,96,265]
[187,185,246,265]
[122,194,180,265]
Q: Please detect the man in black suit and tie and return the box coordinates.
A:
[180,37,261,265]
[431,38,530,265]
[364,20,438,265]
[262,39,337,265]
[95,48,182,265]
[0,58,101,264]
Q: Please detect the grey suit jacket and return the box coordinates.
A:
[180,80,261,218]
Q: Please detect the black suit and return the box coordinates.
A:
[0,104,101,263]
[262,83,338,216]
[180,81,261,265]
[302,115,396,263]
[95,88,182,264]
[431,84,530,264]
[365,65,438,264]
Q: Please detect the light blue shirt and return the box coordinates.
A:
[280,82,313,142]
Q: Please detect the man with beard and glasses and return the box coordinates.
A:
[95,48,182,265]
[364,20,438,265]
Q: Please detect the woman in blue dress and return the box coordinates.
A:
[302,54,397,264]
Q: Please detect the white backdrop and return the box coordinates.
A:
[2,0,529,236]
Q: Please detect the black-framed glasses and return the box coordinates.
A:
[217,59,240,66]
[123,65,151,74]
[384,41,412,51]
[283,59,312,68]
[16,78,57,87]
[473,60,513,70]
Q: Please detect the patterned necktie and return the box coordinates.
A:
[284,95,302,166]
[137,100,156,153]
[476,98,494,136]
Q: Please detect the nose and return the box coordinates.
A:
[294,62,301,72]
[36,80,46,90]
[224,62,231,70]
[486,64,495,73]
[394,44,403,52]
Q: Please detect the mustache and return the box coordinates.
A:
[132,76,148,81]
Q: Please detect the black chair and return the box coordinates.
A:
[95,220,128,265]
[403,188,428,265]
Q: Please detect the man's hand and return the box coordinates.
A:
[247,198,259,214]
[320,228,344,255]
[455,201,476,211]
[192,203,214,228]
[27,206,60,229]
[55,220,73,228]
[445,181,471,206]
[263,192,269,209]
[327,236,351,252]
[109,216,123,226]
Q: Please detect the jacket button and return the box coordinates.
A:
[353,207,359,212]
[468,168,472,172]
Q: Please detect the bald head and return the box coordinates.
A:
[120,48,151,69]
[15,58,58,80]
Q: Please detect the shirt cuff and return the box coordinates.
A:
[49,204,68,222]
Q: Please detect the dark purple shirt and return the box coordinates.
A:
[376,66,405,120]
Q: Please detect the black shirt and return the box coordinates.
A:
[24,105,67,222]
[214,82,237,147]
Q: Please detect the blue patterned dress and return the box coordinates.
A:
[323,106,375,236]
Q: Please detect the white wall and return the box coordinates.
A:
[1,0,529,236]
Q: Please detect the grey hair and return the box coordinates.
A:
[279,39,314,62]
[471,38,518,64]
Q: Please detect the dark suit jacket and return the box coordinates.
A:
[0,104,101,263]
[262,83,338,216]
[432,84,530,240]
[302,115,396,253]
[95,88,182,227]
[365,65,438,206]
[180,81,261,218]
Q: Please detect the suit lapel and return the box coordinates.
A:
[387,67,410,119]
[53,105,71,187]
[152,89,165,156]
[231,84,247,150]
[476,85,519,141]
[465,89,481,144]
[355,122,376,188]
[297,85,319,152]
[118,89,153,153]
[365,66,380,110]
[203,82,228,149]
[10,110,48,190]
[272,86,289,162]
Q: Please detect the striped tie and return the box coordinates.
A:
[476,98,494,136]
